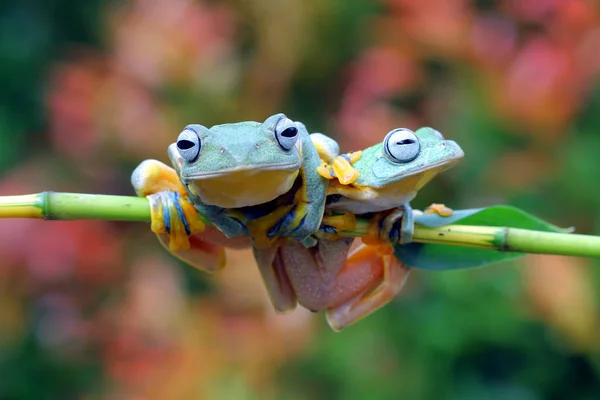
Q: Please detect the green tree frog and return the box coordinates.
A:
[317,126,464,245]
[254,127,464,330]
[169,113,327,247]
[131,113,328,271]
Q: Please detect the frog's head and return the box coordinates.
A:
[168,113,304,208]
[354,127,464,192]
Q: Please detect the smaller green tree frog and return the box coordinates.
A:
[254,127,464,330]
[317,127,464,246]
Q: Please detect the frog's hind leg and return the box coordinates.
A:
[253,241,298,313]
[326,242,411,332]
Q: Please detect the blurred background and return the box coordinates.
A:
[1,0,600,398]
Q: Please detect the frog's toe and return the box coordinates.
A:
[266,207,296,238]
[310,132,340,162]
[165,191,191,235]
[330,153,361,185]
[424,203,454,217]
[319,212,357,241]
[316,161,335,180]
[131,159,185,196]
[147,190,205,252]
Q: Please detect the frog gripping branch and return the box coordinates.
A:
[4,114,588,331]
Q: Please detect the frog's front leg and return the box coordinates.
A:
[132,160,205,248]
[325,242,411,331]
[266,133,331,247]
[383,203,414,246]
[316,151,362,185]
[360,203,414,255]
[131,159,225,272]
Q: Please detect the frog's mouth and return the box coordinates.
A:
[183,166,300,209]
[181,161,301,180]
[409,157,462,176]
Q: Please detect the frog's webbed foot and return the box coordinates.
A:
[311,131,360,185]
[148,193,226,272]
[131,159,203,249]
[316,152,362,185]
[156,231,226,273]
[131,159,187,197]
[310,133,340,163]
[424,203,454,217]
[253,241,298,313]
[132,160,222,272]
[320,212,358,240]
[147,191,206,251]
[325,242,411,331]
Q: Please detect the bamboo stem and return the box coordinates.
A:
[1,192,599,258]
[0,192,150,222]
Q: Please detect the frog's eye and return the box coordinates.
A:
[274,117,299,151]
[383,128,421,163]
[176,129,200,162]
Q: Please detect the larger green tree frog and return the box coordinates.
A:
[131,113,328,272]
[169,113,327,247]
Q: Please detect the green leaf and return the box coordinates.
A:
[396,205,570,271]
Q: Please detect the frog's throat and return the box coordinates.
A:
[185,169,300,208]
[371,157,461,185]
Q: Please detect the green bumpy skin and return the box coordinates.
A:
[169,113,329,248]
[320,127,463,244]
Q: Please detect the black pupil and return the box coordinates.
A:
[178,140,195,150]
[281,127,298,137]
[396,139,415,146]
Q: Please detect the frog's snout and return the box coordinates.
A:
[441,140,464,160]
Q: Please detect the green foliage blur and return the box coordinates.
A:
[2,0,600,399]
